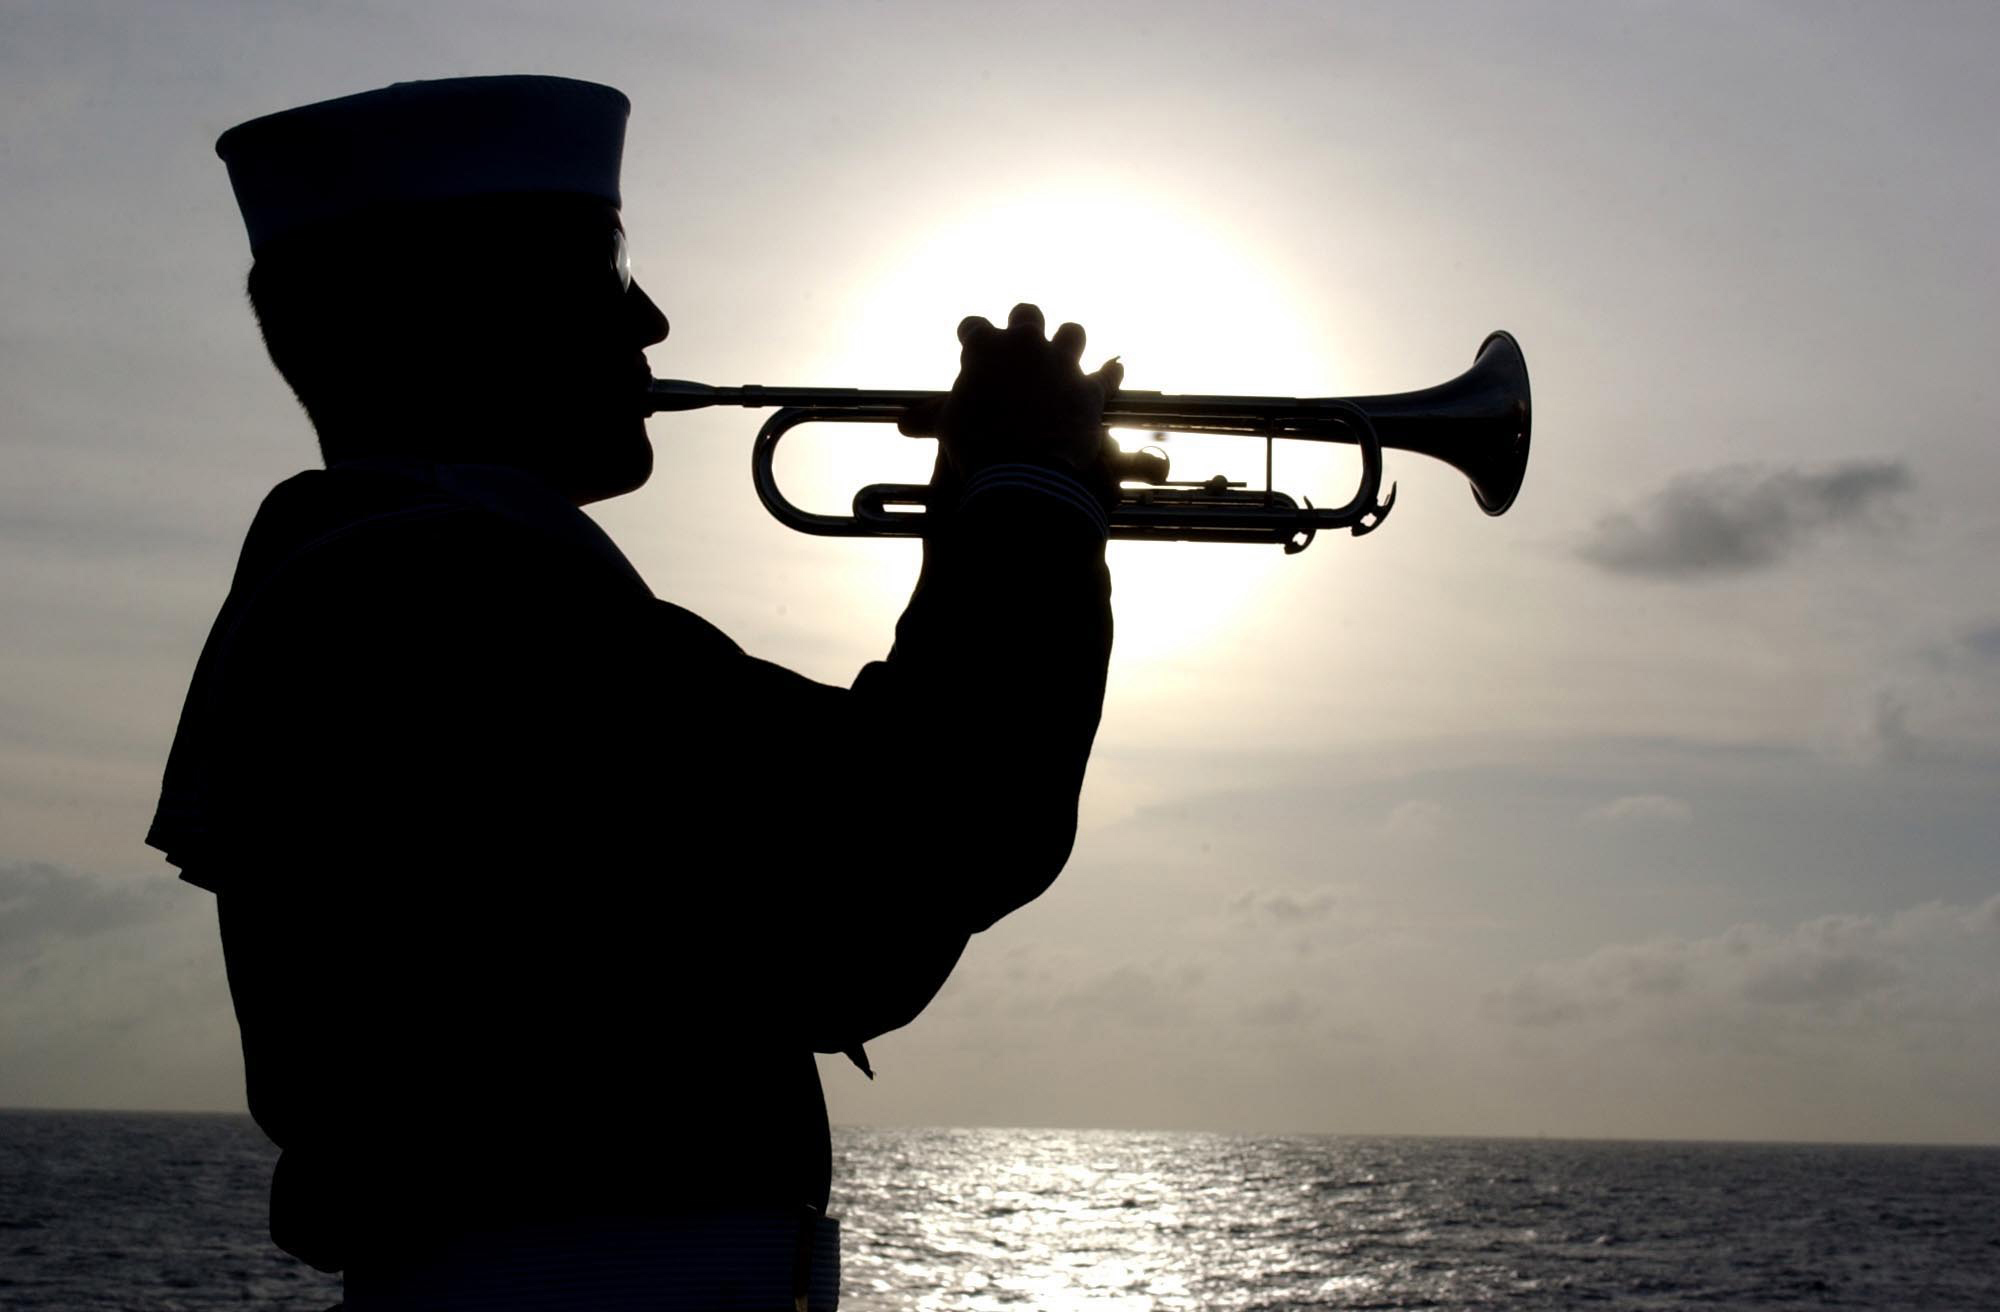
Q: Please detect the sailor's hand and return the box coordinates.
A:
[901,303,1125,498]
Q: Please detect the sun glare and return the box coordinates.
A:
[788,183,1355,666]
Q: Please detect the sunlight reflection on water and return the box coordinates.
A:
[830,1126,2000,1311]
[834,1128,1446,1310]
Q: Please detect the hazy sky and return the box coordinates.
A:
[3,0,1996,1145]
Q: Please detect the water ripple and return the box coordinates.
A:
[830,1128,2000,1310]
[4,1114,1998,1309]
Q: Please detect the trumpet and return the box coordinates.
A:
[645,331,1530,554]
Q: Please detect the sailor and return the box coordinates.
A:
[148,76,1119,1309]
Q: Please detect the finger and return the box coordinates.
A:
[1007,302,1045,337]
[896,394,948,437]
[957,315,995,347]
[1107,446,1170,485]
[1090,356,1124,396]
[1051,321,1086,363]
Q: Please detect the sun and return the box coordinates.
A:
[786,180,1355,666]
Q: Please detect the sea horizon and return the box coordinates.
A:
[6,1104,1996,1152]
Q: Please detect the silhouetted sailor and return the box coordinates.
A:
[148,76,1119,1310]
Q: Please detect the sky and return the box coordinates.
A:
[2,0,1996,1146]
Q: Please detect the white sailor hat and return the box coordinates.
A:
[216,75,629,255]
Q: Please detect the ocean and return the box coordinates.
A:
[2,1111,1995,1309]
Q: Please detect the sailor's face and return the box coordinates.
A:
[553,210,668,504]
[562,214,670,505]
[473,201,669,504]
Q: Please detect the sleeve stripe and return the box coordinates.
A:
[958,464,1109,538]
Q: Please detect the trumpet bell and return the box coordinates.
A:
[1343,330,1531,517]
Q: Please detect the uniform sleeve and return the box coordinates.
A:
[706,481,1114,1050]
[208,483,1111,1067]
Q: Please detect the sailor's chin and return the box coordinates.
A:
[570,428,653,505]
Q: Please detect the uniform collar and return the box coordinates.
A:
[329,458,651,597]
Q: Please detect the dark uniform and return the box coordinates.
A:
[148,457,1112,1279]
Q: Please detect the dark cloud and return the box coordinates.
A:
[1584,793,1694,825]
[1484,975,1598,1028]
[1049,962,1205,1029]
[1868,690,1922,762]
[0,862,235,1111]
[1228,888,1337,924]
[1578,461,1911,579]
[1741,951,1903,1007]
[0,861,186,953]
[1484,895,1998,1036]
[1238,990,1313,1027]
[0,507,225,565]
[1961,623,2000,664]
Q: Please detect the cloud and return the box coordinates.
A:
[0,860,186,954]
[1866,688,1924,761]
[1965,624,2000,662]
[1578,461,1911,578]
[1936,621,2000,669]
[1050,962,1202,1029]
[1229,888,1338,924]
[1584,793,1693,825]
[0,860,235,1110]
[1238,990,1313,1027]
[1485,893,2000,1042]
[1382,799,1445,840]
